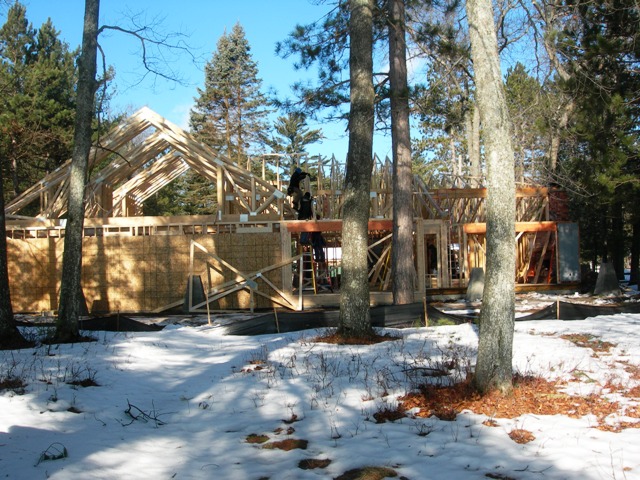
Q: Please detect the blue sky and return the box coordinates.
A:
[6,0,394,162]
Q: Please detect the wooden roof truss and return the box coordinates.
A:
[5,107,557,228]
[5,107,288,220]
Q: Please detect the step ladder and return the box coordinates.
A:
[298,247,333,294]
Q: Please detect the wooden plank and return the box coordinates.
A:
[463,221,558,234]
[431,186,549,200]
[533,231,552,284]
[285,219,393,233]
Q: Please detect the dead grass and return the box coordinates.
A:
[0,377,27,394]
[334,466,399,480]
[372,407,406,424]
[560,333,616,353]
[273,426,295,435]
[628,385,640,397]
[620,361,640,380]
[298,458,331,470]
[245,433,269,444]
[67,378,99,387]
[398,330,640,434]
[313,331,400,345]
[261,438,308,451]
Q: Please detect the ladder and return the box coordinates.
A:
[299,247,333,294]
[300,248,316,293]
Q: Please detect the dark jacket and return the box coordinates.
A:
[288,169,308,194]
[298,192,313,220]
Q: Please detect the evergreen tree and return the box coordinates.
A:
[275,1,391,125]
[504,62,550,183]
[278,1,420,310]
[143,175,190,216]
[268,112,323,171]
[0,161,30,349]
[409,0,480,186]
[412,63,472,185]
[190,23,270,165]
[552,0,640,277]
[389,0,415,305]
[338,0,375,338]
[0,3,77,206]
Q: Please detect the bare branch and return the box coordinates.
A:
[97,9,201,89]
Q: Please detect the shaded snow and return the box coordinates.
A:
[2,307,640,479]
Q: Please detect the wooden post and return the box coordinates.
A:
[217,164,224,217]
[274,307,280,333]
[206,274,212,326]
[188,240,195,312]
[423,296,428,327]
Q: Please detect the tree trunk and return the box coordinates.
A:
[0,160,30,349]
[466,99,482,186]
[389,0,416,305]
[466,0,516,394]
[338,0,375,337]
[55,0,99,343]
[630,211,640,286]
[540,18,574,175]
[610,198,625,280]
[450,136,459,178]
[548,102,573,173]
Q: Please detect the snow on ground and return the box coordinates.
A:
[2,305,640,479]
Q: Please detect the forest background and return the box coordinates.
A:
[1,0,639,281]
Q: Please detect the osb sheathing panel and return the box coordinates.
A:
[7,233,283,313]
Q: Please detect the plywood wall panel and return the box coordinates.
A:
[7,232,283,313]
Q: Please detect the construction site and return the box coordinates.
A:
[4,107,581,315]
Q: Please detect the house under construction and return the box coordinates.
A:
[4,107,581,314]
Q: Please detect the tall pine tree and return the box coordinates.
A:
[552,0,640,278]
[267,112,322,171]
[0,3,77,206]
[338,0,376,338]
[190,23,270,165]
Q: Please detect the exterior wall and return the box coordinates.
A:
[7,232,283,313]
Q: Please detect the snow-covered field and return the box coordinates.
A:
[2,305,640,479]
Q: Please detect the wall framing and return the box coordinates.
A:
[4,108,579,314]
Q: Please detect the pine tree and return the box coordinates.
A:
[268,112,322,171]
[0,3,77,206]
[338,0,375,338]
[389,0,415,305]
[190,23,270,165]
[551,0,640,278]
[504,62,550,183]
[408,1,482,186]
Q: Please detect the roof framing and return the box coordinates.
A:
[5,107,288,219]
[5,107,558,226]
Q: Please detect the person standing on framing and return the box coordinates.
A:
[287,167,310,212]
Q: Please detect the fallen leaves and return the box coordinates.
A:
[400,372,640,433]
[560,333,616,353]
[261,438,308,451]
[508,428,536,444]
